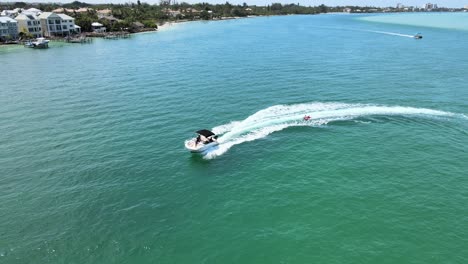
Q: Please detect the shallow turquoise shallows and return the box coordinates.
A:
[1,13,468,264]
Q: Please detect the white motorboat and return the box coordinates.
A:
[185,129,219,153]
[24,37,50,49]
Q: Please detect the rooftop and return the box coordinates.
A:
[57,13,74,20]
[15,13,39,20]
[38,12,55,19]
[0,17,17,23]
[26,8,41,12]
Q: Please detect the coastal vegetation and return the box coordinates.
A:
[2,1,464,34]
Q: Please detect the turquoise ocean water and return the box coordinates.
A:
[1,13,467,263]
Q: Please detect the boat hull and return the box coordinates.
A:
[185,140,219,153]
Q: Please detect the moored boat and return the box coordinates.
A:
[24,37,50,48]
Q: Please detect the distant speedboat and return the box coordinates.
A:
[414,33,423,39]
[24,37,50,48]
[185,129,219,153]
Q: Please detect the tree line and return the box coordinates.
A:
[2,1,461,33]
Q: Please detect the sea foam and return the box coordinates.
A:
[196,102,461,159]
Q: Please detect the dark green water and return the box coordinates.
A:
[1,14,467,263]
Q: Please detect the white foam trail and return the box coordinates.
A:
[189,102,462,159]
[367,30,415,38]
[211,121,240,135]
[307,26,417,39]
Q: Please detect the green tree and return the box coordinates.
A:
[14,2,27,8]
[19,28,33,40]
[318,4,328,13]
[200,10,210,20]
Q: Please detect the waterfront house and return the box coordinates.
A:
[132,22,144,30]
[15,13,42,38]
[0,17,18,40]
[91,22,106,33]
[58,14,80,35]
[183,8,201,19]
[169,10,182,17]
[184,8,201,14]
[38,12,79,37]
[98,15,122,24]
[74,25,81,33]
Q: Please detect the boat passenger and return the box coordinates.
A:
[195,135,201,146]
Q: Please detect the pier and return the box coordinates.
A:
[85,32,131,39]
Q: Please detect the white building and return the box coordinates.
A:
[58,14,79,34]
[168,10,182,17]
[424,3,434,9]
[15,13,42,38]
[23,8,42,16]
[38,12,79,37]
[91,22,106,33]
[1,8,22,18]
[0,17,18,40]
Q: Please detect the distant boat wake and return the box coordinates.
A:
[196,102,466,159]
[310,26,417,39]
[366,30,415,38]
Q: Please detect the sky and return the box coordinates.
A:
[12,0,468,8]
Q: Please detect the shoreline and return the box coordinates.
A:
[156,15,262,31]
[133,15,262,35]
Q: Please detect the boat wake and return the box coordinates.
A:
[309,26,418,39]
[195,102,465,159]
[367,30,415,38]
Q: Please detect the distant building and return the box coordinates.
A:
[38,12,79,37]
[24,8,42,16]
[343,8,352,13]
[184,8,201,14]
[132,21,144,30]
[0,17,18,40]
[52,8,75,13]
[424,3,434,9]
[98,15,122,24]
[396,3,403,9]
[91,22,106,33]
[15,13,42,38]
[1,8,22,18]
[52,7,92,14]
[168,10,182,17]
[97,9,112,16]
